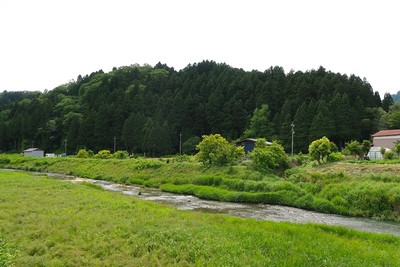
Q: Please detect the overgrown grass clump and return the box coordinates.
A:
[1,170,400,266]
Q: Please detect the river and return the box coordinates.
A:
[36,172,400,237]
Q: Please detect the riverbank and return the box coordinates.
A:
[1,154,400,221]
[1,169,399,266]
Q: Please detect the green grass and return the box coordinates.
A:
[1,154,400,220]
[0,235,16,267]
[1,169,400,266]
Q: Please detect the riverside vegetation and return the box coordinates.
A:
[1,169,400,266]
[1,152,400,221]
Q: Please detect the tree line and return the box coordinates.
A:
[0,61,394,156]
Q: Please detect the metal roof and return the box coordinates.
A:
[372,129,400,137]
[23,148,43,152]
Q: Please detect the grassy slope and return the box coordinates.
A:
[1,154,400,220]
[0,169,399,266]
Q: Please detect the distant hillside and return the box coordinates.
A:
[392,91,400,102]
[0,61,383,155]
[0,91,40,108]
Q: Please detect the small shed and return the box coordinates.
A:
[236,138,272,154]
[23,148,44,158]
[371,129,400,149]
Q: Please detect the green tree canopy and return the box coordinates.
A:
[196,134,244,165]
[244,104,275,139]
[249,139,289,174]
[308,136,332,164]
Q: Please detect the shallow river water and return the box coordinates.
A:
[32,171,400,237]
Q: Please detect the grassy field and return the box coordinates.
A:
[1,169,400,266]
[1,154,400,220]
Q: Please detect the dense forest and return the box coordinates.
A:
[0,61,397,156]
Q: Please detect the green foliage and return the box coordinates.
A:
[380,147,387,156]
[113,150,129,159]
[384,150,395,160]
[327,152,344,162]
[308,136,332,164]
[182,136,201,155]
[196,134,244,165]
[382,92,394,112]
[0,61,382,159]
[243,104,274,138]
[94,150,112,159]
[76,149,89,158]
[2,153,400,221]
[2,170,400,266]
[249,139,289,174]
[392,142,400,157]
[362,140,371,158]
[344,140,363,159]
[87,150,94,158]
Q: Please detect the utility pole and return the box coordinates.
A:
[291,122,295,156]
[114,136,117,153]
[64,138,67,157]
[179,132,182,155]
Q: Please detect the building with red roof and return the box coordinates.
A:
[371,129,400,149]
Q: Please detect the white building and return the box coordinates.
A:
[23,148,44,158]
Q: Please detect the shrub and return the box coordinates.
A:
[76,149,89,158]
[87,150,94,158]
[384,150,395,160]
[290,152,310,166]
[94,150,112,159]
[327,152,344,162]
[249,139,289,174]
[344,140,363,159]
[196,134,244,166]
[308,136,332,164]
[114,150,129,159]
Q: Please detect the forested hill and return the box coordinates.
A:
[0,61,385,156]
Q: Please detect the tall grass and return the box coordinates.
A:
[1,154,400,220]
[1,169,400,266]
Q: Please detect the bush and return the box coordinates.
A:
[384,150,395,160]
[290,152,310,166]
[249,140,289,174]
[343,140,363,159]
[114,150,129,159]
[196,134,244,166]
[94,150,112,159]
[327,152,344,162]
[308,136,333,164]
[76,149,89,158]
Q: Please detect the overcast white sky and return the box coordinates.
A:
[0,0,399,96]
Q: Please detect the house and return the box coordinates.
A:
[368,129,400,159]
[235,138,272,154]
[23,148,44,158]
[371,129,400,149]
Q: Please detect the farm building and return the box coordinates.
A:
[23,148,44,158]
[235,138,272,154]
[368,129,400,159]
[371,129,400,149]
